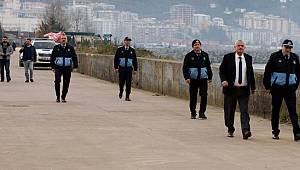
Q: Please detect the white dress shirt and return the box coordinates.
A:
[234,53,247,86]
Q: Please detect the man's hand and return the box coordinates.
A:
[73,68,77,72]
[114,68,118,72]
[133,71,137,75]
[251,90,256,95]
[185,79,191,84]
[221,81,229,87]
[52,69,55,73]
[208,80,212,83]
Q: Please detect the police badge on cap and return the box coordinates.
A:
[282,39,293,48]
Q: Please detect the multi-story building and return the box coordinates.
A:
[93,18,117,37]
[69,4,93,32]
[116,11,138,41]
[212,17,224,26]
[18,1,47,18]
[170,4,193,25]
[192,14,211,29]
[239,12,299,36]
[134,18,179,46]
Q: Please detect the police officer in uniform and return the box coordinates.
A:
[263,39,300,141]
[114,37,138,101]
[183,39,213,119]
[51,35,78,103]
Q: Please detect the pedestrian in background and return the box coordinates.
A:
[0,36,13,82]
[182,39,213,119]
[19,38,37,82]
[114,37,138,101]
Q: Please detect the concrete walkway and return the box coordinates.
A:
[0,53,300,170]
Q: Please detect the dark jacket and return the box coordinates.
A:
[182,50,213,80]
[219,52,256,95]
[263,50,300,92]
[50,44,78,69]
[19,45,37,62]
[0,42,14,60]
[114,46,138,71]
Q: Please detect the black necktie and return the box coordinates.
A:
[238,57,242,84]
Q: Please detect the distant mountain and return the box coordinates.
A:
[96,0,300,24]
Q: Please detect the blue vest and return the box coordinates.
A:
[119,58,133,67]
[271,72,297,86]
[189,67,208,79]
[54,57,72,67]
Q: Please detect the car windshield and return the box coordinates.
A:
[34,42,56,49]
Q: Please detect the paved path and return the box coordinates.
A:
[0,53,300,170]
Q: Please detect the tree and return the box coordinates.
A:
[36,1,71,37]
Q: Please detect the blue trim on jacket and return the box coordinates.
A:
[271,72,297,86]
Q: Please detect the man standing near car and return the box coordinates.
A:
[263,39,300,141]
[0,36,13,82]
[19,38,37,82]
[182,39,213,119]
[51,35,78,103]
[219,40,256,140]
[114,37,138,101]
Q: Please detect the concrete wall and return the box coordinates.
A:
[78,53,298,119]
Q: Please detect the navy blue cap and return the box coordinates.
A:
[282,39,293,48]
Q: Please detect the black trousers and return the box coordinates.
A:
[271,91,300,135]
[119,68,133,98]
[224,87,250,134]
[189,79,208,116]
[54,68,72,99]
[0,59,11,81]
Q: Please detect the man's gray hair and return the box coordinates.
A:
[234,40,245,46]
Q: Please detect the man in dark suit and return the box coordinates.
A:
[219,40,256,139]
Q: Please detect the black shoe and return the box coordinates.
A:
[7,78,11,82]
[199,113,207,120]
[0,80,4,82]
[25,80,29,83]
[125,98,131,101]
[272,134,279,140]
[294,133,300,141]
[119,91,123,99]
[243,131,252,140]
[61,98,67,103]
[191,115,197,119]
[30,79,34,82]
[56,98,60,103]
[227,132,234,138]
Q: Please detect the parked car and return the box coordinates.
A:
[19,38,56,68]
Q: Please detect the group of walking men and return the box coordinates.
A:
[183,38,300,141]
[1,34,300,141]
[0,35,78,104]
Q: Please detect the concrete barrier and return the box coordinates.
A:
[78,53,298,119]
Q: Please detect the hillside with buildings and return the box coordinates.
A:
[1,0,300,54]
